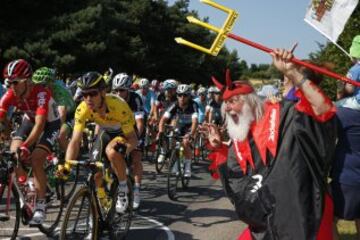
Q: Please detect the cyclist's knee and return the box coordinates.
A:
[105,146,124,162]
[31,148,48,167]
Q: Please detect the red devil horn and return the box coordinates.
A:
[226,69,232,87]
[211,76,224,91]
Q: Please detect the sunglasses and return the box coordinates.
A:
[177,93,188,98]
[82,90,99,98]
[7,78,26,86]
[8,81,20,86]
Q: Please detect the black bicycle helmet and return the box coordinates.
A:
[77,71,106,90]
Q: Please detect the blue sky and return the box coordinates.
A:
[167,0,328,64]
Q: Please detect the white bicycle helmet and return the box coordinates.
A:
[112,73,132,90]
[151,79,159,87]
[208,86,220,93]
[197,87,207,95]
[176,84,191,95]
[163,79,178,90]
[139,78,150,89]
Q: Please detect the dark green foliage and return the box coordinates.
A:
[0,0,248,85]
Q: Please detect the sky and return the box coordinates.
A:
[167,0,328,64]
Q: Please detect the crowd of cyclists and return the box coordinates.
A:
[0,58,228,239]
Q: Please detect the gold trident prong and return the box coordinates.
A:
[175,0,238,56]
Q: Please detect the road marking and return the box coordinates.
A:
[136,214,175,240]
[2,215,175,239]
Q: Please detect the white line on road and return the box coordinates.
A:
[2,215,175,239]
[136,214,175,240]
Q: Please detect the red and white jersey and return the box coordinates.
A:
[0,85,59,122]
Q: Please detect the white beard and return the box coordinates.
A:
[226,102,255,141]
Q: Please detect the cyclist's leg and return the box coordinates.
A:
[105,134,129,213]
[131,148,143,209]
[105,135,127,182]
[181,128,192,178]
[10,117,33,178]
[30,120,60,225]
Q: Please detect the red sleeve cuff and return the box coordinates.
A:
[36,108,47,116]
[294,89,336,122]
[207,143,229,179]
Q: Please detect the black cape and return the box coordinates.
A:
[218,100,336,240]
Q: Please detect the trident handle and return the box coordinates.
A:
[227,33,359,87]
[175,0,360,87]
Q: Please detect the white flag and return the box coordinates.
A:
[304,0,359,42]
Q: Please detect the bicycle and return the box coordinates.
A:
[166,128,191,200]
[60,157,133,240]
[0,148,65,239]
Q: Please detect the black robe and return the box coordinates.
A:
[218,100,336,240]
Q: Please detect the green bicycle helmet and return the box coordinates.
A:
[32,67,56,84]
[77,71,106,90]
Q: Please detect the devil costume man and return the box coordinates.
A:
[208,70,337,240]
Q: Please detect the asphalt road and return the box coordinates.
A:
[2,156,245,240]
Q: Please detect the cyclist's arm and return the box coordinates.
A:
[135,118,144,137]
[208,110,213,124]
[58,105,67,123]
[65,130,82,161]
[205,105,211,123]
[190,115,198,137]
[23,114,46,147]
[0,89,14,122]
[152,104,159,122]
[158,115,169,133]
[24,89,50,147]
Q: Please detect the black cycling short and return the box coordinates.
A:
[90,129,126,163]
[12,117,60,153]
[178,124,192,137]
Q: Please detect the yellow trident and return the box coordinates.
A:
[175,0,238,56]
[175,0,360,87]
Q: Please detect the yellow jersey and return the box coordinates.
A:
[74,94,135,135]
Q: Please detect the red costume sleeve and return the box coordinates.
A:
[207,142,229,179]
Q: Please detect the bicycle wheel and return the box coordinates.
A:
[0,183,21,240]
[108,178,133,240]
[60,186,98,240]
[38,164,65,236]
[167,150,180,200]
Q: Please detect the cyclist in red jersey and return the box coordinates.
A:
[0,59,60,225]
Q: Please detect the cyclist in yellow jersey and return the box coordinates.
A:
[64,72,138,213]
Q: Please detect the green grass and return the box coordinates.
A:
[338,220,358,240]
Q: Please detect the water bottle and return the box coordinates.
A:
[17,175,27,195]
